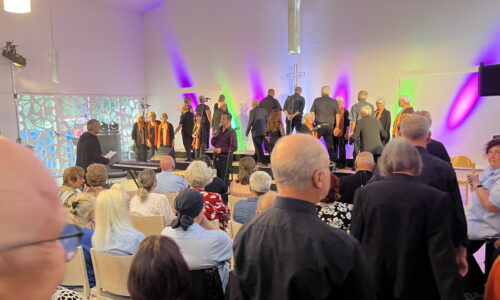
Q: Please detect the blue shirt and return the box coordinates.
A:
[233,197,258,224]
[92,226,145,255]
[466,166,500,240]
[161,223,232,290]
[154,171,188,194]
[79,227,96,287]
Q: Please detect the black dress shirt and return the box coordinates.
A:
[310,95,340,125]
[234,196,374,300]
[339,170,373,204]
[283,93,305,115]
[179,112,194,137]
[427,139,451,163]
[259,96,281,115]
[211,127,238,158]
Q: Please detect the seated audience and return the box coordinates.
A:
[464,138,500,295]
[197,155,229,204]
[185,161,230,231]
[351,138,463,299]
[414,110,451,163]
[256,191,277,214]
[93,184,145,255]
[154,155,188,194]
[317,173,353,231]
[130,169,173,226]
[59,166,85,207]
[229,157,257,197]
[67,193,96,288]
[233,171,272,224]
[127,235,191,300]
[161,189,232,291]
[339,152,375,204]
[234,134,373,299]
[84,163,108,197]
[0,137,71,299]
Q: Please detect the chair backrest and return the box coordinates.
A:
[183,267,224,300]
[228,195,247,218]
[61,246,90,298]
[210,219,220,229]
[228,220,243,239]
[166,193,178,210]
[451,156,476,174]
[90,248,134,297]
[130,214,165,237]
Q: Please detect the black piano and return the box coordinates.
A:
[110,160,161,187]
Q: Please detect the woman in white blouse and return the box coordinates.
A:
[129,169,173,226]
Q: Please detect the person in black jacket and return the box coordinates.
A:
[349,105,387,162]
[334,97,350,169]
[246,100,268,164]
[132,114,148,162]
[259,89,281,115]
[414,110,451,163]
[374,98,391,146]
[283,86,305,134]
[174,104,194,161]
[338,152,374,204]
[76,119,109,171]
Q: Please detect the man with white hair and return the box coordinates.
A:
[392,94,414,137]
[351,138,464,299]
[374,98,391,145]
[233,171,272,224]
[334,97,350,169]
[339,152,375,204]
[349,105,386,162]
[310,86,342,163]
[349,90,375,163]
[234,134,373,299]
[76,119,110,171]
[283,86,306,134]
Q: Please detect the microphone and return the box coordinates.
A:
[233,126,240,130]
[312,124,322,131]
[218,123,223,130]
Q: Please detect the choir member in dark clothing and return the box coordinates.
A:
[349,105,387,162]
[265,109,285,153]
[414,110,451,163]
[132,114,148,162]
[211,112,238,184]
[76,119,109,171]
[147,111,161,158]
[259,88,281,115]
[195,96,211,154]
[374,98,391,145]
[338,152,374,204]
[351,138,464,300]
[334,97,350,168]
[246,100,268,164]
[283,86,305,134]
[234,134,374,300]
[175,104,194,161]
[156,113,175,151]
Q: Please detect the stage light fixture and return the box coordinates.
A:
[2,41,28,68]
[100,122,109,134]
[109,121,119,132]
[4,0,31,13]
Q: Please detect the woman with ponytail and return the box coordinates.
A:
[92,184,145,255]
[129,169,173,226]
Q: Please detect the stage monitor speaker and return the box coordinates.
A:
[97,134,121,165]
[151,146,175,162]
[479,62,500,96]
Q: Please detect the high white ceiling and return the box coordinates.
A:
[100,0,164,14]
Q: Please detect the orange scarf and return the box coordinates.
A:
[192,123,200,149]
[392,106,412,137]
[137,122,145,144]
[305,123,318,139]
[148,120,158,143]
[156,122,171,148]
[339,108,345,135]
[375,109,383,120]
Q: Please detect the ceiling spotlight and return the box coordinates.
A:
[2,41,28,68]
[4,0,31,13]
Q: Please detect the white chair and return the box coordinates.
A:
[90,249,134,299]
[61,246,90,298]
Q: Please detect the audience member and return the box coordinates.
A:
[59,166,85,207]
[197,155,229,200]
[414,110,451,163]
[351,138,464,300]
[127,235,190,300]
[256,191,277,214]
[392,95,414,137]
[349,105,386,162]
[463,138,500,295]
[233,171,272,224]
[93,185,145,255]
[339,152,375,204]
[84,163,108,197]
[130,169,173,226]
[185,161,230,231]
[374,98,391,145]
[229,157,257,197]
[317,173,353,231]
[67,193,96,287]
[246,99,268,165]
[485,256,500,300]
[0,137,71,299]
[161,189,232,291]
[154,155,188,194]
[234,134,373,299]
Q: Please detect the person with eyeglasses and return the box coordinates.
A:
[0,137,83,299]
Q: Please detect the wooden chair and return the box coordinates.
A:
[90,249,134,299]
[451,156,476,206]
[228,220,243,239]
[166,192,178,210]
[130,215,165,237]
[228,195,247,219]
[210,219,220,229]
[61,246,90,298]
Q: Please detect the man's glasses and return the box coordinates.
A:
[0,224,83,261]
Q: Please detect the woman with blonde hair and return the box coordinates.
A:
[229,157,257,198]
[129,169,173,226]
[132,113,148,161]
[156,113,175,150]
[93,184,145,255]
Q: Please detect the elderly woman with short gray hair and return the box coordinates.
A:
[351,138,463,299]
[185,161,230,231]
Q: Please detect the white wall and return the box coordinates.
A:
[144,0,500,167]
[0,0,146,140]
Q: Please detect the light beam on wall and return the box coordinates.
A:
[446,73,479,129]
[333,72,351,109]
[4,0,30,13]
[249,67,265,100]
[169,46,198,108]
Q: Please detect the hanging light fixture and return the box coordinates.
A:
[4,0,31,13]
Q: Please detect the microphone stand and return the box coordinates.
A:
[222,127,236,184]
